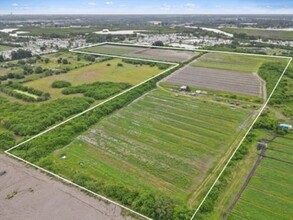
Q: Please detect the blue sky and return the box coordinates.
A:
[0,0,292,14]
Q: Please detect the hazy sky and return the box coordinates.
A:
[0,0,292,14]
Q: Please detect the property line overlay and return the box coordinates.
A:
[190,57,292,220]
[4,42,292,220]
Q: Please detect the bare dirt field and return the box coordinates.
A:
[0,154,132,220]
[164,66,262,97]
[81,44,196,62]
[128,48,196,62]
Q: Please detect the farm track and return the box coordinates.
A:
[223,145,267,219]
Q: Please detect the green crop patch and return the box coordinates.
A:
[229,135,293,220]
[192,53,286,73]
[10,88,254,219]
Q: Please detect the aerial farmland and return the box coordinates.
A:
[2,42,290,220]
[79,43,197,62]
[0,11,293,220]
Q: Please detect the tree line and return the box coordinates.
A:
[0,83,50,102]
[0,96,94,137]
[62,82,131,100]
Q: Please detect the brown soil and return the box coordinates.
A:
[164,66,262,97]
[0,154,133,220]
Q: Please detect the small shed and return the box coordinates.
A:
[279,123,292,130]
[179,85,190,92]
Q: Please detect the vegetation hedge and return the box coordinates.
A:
[0,83,50,102]
[0,96,94,136]
[62,82,131,100]
[0,131,15,151]
[52,80,72,88]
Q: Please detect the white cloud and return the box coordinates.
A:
[88,2,96,6]
[105,1,113,5]
[185,3,196,8]
[12,3,18,7]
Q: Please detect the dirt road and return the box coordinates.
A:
[0,154,132,220]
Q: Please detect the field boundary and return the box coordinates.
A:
[190,56,292,220]
[4,42,292,220]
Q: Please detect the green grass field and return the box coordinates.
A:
[229,135,293,220]
[42,89,251,205]
[25,59,161,99]
[36,52,91,69]
[192,53,284,73]
[221,28,293,41]
[0,44,13,51]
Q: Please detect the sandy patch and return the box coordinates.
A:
[0,154,132,220]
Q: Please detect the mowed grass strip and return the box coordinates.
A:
[230,136,293,220]
[25,59,161,99]
[48,89,250,204]
[192,53,283,73]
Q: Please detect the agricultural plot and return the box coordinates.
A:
[23,89,253,210]
[192,53,284,73]
[163,66,262,97]
[25,59,162,99]
[228,135,293,220]
[79,43,197,62]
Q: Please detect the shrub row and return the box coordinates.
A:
[0,83,50,102]
[1,96,94,136]
[51,80,72,88]
[122,59,170,70]
[62,82,131,100]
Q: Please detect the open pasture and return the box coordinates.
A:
[79,44,197,62]
[192,53,284,73]
[229,135,293,220]
[25,58,162,99]
[43,89,251,206]
[164,66,262,97]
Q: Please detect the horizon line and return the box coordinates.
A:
[0,13,293,16]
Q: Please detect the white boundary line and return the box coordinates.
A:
[6,58,178,153]
[72,41,292,60]
[4,150,152,220]
[4,42,292,220]
[4,53,178,220]
[190,56,292,220]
